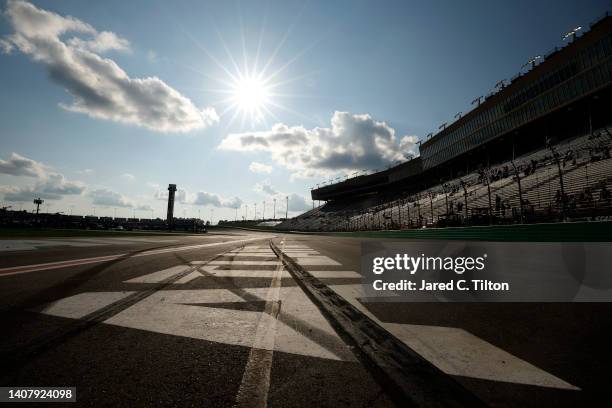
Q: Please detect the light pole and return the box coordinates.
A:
[273,198,276,219]
[511,160,524,223]
[254,203,257,221]
[263,201,266,220]
[33,198,44,215]
[285,196,289,219]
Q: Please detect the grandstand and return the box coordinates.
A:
[278,13,612,232]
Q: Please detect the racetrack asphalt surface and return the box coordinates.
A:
[0,229,609,407]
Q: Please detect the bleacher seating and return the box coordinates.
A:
[278,127,612,231]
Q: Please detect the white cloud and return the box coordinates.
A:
[120,173,135,181]
[254,181,278,196]
[253,181,311,213]
[136,203,154,212]
[0,152,85,201]
[0,37,13,53]
[192,192,243,208]
[88,188,155,212]
[219,111,419,178]
[77,168,94,174]
[1,0,218,133]
[68,31,130,53]
[287,193,311,212]
[89,188,133,207]
[0,152,45,177]
[249,162,273,174]
[1,172,85,201]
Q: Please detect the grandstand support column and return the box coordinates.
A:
[485,167,493,224]
[511,161,525,223]
[428,192,434,225]
[549,146,566,220]
[461,180,469,221]
[415,194,421,227]
[443,184,450,215]
[406,199,411,227]
[397,199,402,228]
[588,99,593,138]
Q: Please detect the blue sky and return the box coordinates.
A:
[0,0,609,221]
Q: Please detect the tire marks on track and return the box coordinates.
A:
[0,241,267,382]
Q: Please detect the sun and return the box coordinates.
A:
[231,75,270,116]
[190,22,316,129]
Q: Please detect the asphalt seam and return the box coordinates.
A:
[269,240,487,408]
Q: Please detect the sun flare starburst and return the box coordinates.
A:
[230,74,271,119]
[184,18,320,129]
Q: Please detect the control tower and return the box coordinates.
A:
[167,184,177,227]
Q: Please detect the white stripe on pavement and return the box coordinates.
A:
[208,255,338,267]
[308,271,361,279]
[223,253,278,258]
[124,265,191,283]
[328,284,578,391]
[293,257,341,266]
[0,236,269,277]
[199,265,292,279]
[38,291,135,319]
[208,260,280,266]
[174,271,203,284]
[383,323,579,390]
[229,249,275,253]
